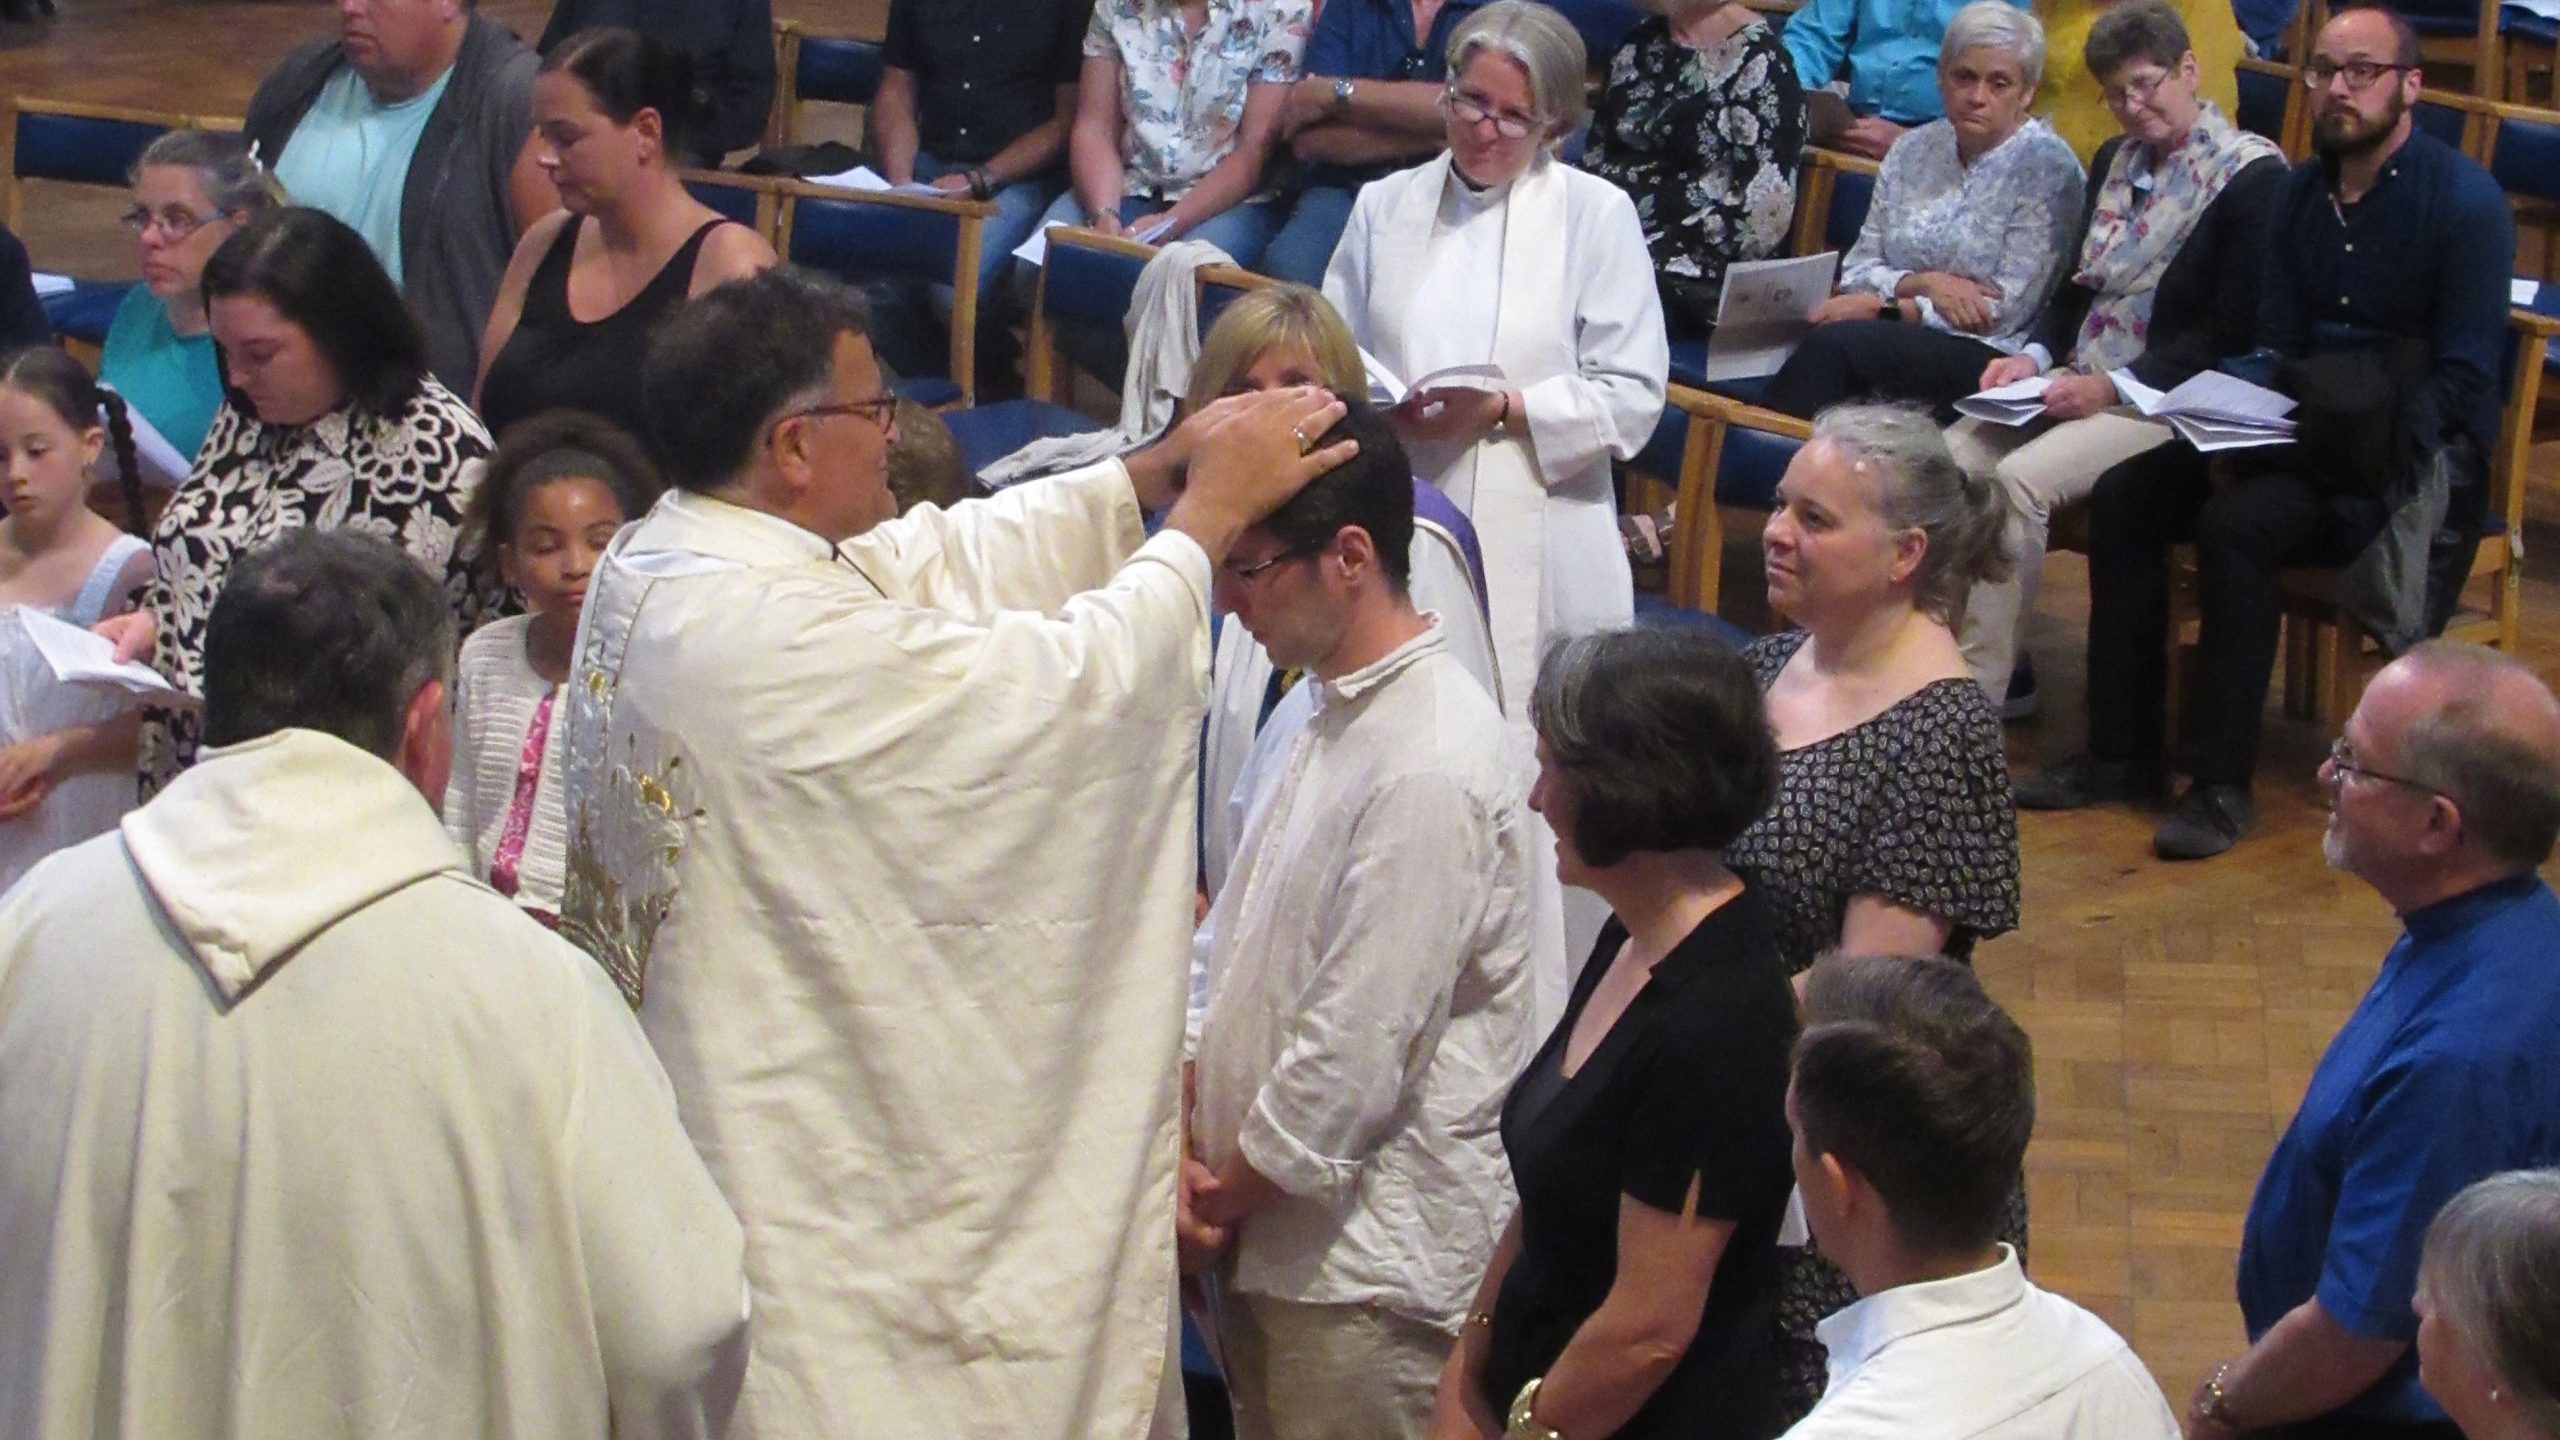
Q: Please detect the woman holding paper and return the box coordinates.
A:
[1947,0,2283,716]
[1324,0,1668,725]
[476,28,775,440]
[102,131,283,471]
[1757,0,2082,419]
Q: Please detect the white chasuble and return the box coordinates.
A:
[562,463,1212,1440]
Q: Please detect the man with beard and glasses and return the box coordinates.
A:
[2189,643,2560,1440]
[2014,1,2513,864]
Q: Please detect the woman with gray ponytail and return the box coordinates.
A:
[2419,1170,2560,1439]
[101,131,283,471]
[1719,401,2022,1425]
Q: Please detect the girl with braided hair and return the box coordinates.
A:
[0,345,156,893]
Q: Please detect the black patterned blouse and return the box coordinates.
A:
[139,378,501,787]
[1582,14,1807,320]
[1726,630,2020,977]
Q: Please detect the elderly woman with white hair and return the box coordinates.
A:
[1324,0,1668,731]
[2418,1170,2560,1440]
[1760,0,2083,419]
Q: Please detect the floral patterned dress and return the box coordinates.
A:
[1583,15,1806,329]
[1084,0,1312,201]
[139,377,499,787]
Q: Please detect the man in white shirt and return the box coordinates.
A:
[1186,403,1539,1440]
[1784,955,2180,1440]
[0,530,750,1440]
[563,266,1355,1440]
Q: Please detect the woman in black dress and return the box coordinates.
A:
[1431,626,1797,1440]
[1724,401,2024,1424]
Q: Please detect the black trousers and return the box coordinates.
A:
[1759,318,2002,419]
[0,223,51,352]
[2083,447,2384,785]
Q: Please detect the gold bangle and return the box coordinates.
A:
[2202,1361,2240,1428]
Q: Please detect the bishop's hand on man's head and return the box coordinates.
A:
[1159,386,1360,564]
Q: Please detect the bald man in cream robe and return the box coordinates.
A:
[562,267,1354,1440]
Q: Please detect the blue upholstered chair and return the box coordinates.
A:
[766,22,885,148]
[1629,385,1808,618]
[939,226,1152,479]
[785,181,994,409]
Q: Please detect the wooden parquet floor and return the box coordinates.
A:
[10,0,2560,1410]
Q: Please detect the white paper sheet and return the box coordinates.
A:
[17,607,193,705]
[2154,369,2296,425]
[1012,223,1064,265]
[802,164,945,197]
[2165,413,2297,451]
[1705,252,1841,381]
[1953,374,2055,426]
[29,271,76,298]
[1359,349,1508,407]
[2515,277,2544,307]
[1127,215,1177,245]
[107,394,192,491]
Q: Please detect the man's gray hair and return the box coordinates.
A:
[2396,642,2560,870]
[2421,1169,2560,1436]
[1809,403,2013,625]
[1449,0,1590,140]
[1942,0,2049,88]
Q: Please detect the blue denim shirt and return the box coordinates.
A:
[1779,0,2028,124]
[1296,0,1486,189]
[2237,873,2560,1422]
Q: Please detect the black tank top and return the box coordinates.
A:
[478,216,730,444]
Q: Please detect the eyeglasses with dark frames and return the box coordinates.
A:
[2301,58,2415,90]
[1225,543,1322,583]
[1442,88,1538,140]
[119,205,232,241]
[773,396,900,435]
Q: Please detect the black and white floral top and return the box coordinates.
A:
[1583,15,1806,319]
[140,377,499,786]
[1726,630,2020,977]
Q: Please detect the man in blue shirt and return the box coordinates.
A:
[1260,0,1484,285]
[2183,643,2560,1440]
[2016,2,2515,862]
[1782,0,2029,157]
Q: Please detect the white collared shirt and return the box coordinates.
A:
[1784,1247,2181,1440]
[1191,620,1538,1326]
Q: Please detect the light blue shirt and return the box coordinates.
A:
[272,65,454,288]
[99,286,224,464]
[1780,0,2030,125]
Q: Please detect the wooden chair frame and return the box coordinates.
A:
[673,167,793,250]
[1650,384,1811,615]
[765,19,886,151]
[1787,146,1879,260]
[1024,227,1160,406]
[1,96,239,235]
[2235,55,2314,159]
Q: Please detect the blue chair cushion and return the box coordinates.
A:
[1045,240,1149,333]
[1826,170,1875,254]
[1197,277,1255,341]
[2235,67,2289,142]
[13,110,169,188]
[2505,4,2560,42]
[1179,1313,1218,1378]
[1633,593,1755,649]
[1668,337,1708,388]
[891,374,963,409]
[797,35,884,107]
[43,279,131,345]
[791,193,963,284]
[945,399,1107,479]
[2413,97,2468,147]
[685,178,761,228]
[1545,0,1644,65]
[1715,417,1800,509]
[2493,114,2560,206]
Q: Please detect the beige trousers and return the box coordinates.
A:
[1947,408,2179,701]
[1214,1291,1453,1440]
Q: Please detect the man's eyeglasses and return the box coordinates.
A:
[776,396,900,433]
[1443,89,1538,140]
[2325,737,2446,797]
[1225,544,1320,584]
[119,206,230,241]
[2301,58,2415,91]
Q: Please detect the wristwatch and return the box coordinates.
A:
[1507,1377,1563,1440]
[1876,296,1903,322]
[1332,77,1357,111]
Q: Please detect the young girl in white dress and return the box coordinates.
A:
[0,347,155,896]
[442,411,660,925]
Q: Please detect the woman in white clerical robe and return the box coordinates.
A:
[1323,0,1668,724]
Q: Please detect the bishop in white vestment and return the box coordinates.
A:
[560,269,1356,1440]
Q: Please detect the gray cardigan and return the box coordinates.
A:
[246,15,539,394]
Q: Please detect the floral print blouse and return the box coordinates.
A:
[1583,15,1807,314]
[1085,0,1312,200]
[1838,116,2085,354]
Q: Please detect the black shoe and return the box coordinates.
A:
[2001,657,2040,723]
[2153,782,2256,860]
[2014,754,2168,811]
